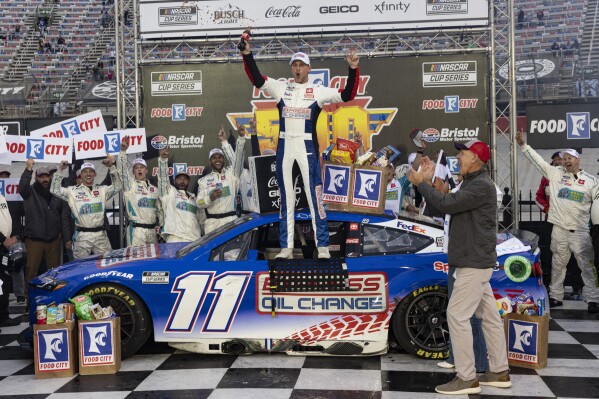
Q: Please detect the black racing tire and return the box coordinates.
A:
[391,285,450,360]
[78,283,152,359]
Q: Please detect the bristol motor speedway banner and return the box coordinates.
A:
[142,54,488,177]
[139,0,488,40]
[526,101,599,148]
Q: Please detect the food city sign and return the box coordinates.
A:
[73,128,147,160]
[29,110,106,139]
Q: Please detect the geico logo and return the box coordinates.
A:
[77,139,104,152]
[151,107,202,117]
[530,118,599,133]
[44,145,70,156]
[422,98,478,109]
[6,142,25,154]
[320,5,359,13]
[440,127,479,138]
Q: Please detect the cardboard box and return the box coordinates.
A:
[504,313,548,369]
[78,317,121,375]
[322,162,387,215]
[34,322,78,379]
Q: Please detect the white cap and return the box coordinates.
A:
[559,149,580,159]
[408,152,417,167]
[132,158,147,168]
[289,52,310,66]
[81,162,95,172]
[209,148,224,159]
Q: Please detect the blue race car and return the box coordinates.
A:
[27,211,548,359]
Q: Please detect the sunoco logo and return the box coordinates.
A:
[158,7,198,26]
[426,0,468,15]
[422,61,477,87]
[150,71,202,96]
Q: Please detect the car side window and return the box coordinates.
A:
[362,225,433,255]
[209,230,253,261]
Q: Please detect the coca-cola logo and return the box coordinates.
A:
[268,176,278,187]
[265,5,301,18]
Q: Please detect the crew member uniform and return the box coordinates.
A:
[242,51,359,249]
[385,175,411,216]
[157,158,202,242]
[0,194,14,322]
[197,137,246,234]
[50,164,122,259]
[117,153,162,246]
[522,145,599,304]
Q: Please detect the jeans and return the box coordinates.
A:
[447,266,489,373]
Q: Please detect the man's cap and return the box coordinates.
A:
[551,151,561,159]
[289,52,310,66]
[81,162,96,172]
[0,170,10,177]
[454,139,491,164]
[174,170,190,179]
[209,148,224,159]
[35,167,51,177]
[559,149,580,159]
[132,158,147,168]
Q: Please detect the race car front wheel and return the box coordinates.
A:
[391,285,450,359]
[79,283,152,359]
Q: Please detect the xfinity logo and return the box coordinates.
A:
[567,112,590,139]
[27,139,44,159]
[104,132,121,153]
[374,1,410,13]
[320,5,359,13]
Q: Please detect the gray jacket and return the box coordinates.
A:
[417,168,497,269]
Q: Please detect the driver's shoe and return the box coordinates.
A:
[275,248,294,259]
[317,247,331,259]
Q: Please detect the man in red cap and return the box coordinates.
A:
[408,139,510,395]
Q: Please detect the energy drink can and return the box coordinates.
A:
[36,304,47,325]
[63,303,74,322]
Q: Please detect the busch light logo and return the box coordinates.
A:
[0,180,4,196]
[104,132,121,153]
[352,169,382,208]
[61,120,81,138]
[173,163,187,177]
[445,95,459,113]
[37,329,70,371]
[567,112,590,139]
[322,164,350,204]
[447,156,459,174]
[81,322,114,365]
[172,104,186,121]
[27,139,45,160]
[508,319,538,363]
[309,69,330,86]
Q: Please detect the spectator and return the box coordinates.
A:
[551,41,560,57]
[19,161,68,297]
[517,7,525,29]
[50,157,121,259]
[0,191,21,327]
[15,25,20,35]
[561,41,571,56]
[109,49,116,66]
[501,187,513,228]
[537,9,544,26]
[92,65,100,81]
[57,35,65,52]
[408,140,510,394]
[517,132,599,313]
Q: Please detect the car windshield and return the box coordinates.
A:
[176,215,254,257]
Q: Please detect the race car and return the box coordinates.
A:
[27,211,548,359]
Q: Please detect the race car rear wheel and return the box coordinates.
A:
[391,285,450,359]
[78,284,152,359]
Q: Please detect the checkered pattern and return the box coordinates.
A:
[1,294,598,398]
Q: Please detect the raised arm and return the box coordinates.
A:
[157,147,172,197]
[101,155,122,200]
[18,159,35,199]
[50,160,71,202]
[516,130,561,181]
[117,137,132,192]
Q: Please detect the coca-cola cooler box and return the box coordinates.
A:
[321,162,386,215]
[78,317,121,375]
[248,154,308,213]
[34,322,78,378]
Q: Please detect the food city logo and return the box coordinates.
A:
[419,126,481,143]
[151,163,205,177]
[352,169,382,208]
[426,0,468,15]
[374,1,411,13]
[150,71,202,96]
[508,319,538,363]
[227,69,397,155]
[322,164,351,203]
[422,96,478,113]
[36,329,70,371]
[529,112,597,140]
[27,139,45,159]
[422,61,477,87]
[256,272,388,314]
[104,132,121,153]
[150,105,203,121]
[212,4,246,24]
[319,5,359,13]
[150,134,205,150]
[266,5,301,18]
[158,6,199,26]
[81,322,115,366]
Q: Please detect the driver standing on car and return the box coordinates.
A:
[118,137,163,246]
[51,157,121,259]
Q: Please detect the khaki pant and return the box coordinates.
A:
[448,267,508,381]
[73,231,112,259]
[24,237,62,295]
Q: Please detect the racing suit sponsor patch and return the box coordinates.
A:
[282,106,311,120]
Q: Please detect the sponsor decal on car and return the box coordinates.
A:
[97,244,159,268]
[142,271,170,284]
[84,271,134,280]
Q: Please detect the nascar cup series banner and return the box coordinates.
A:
[139,0,488,39]
[526,101,599,149]
[141,53,488,177]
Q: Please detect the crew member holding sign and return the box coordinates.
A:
[196,125,246,234]
[239,30,360,259]
[118,137,162,246]
[50,157,121,259]
[157,146,202,242]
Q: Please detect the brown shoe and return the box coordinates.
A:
[478,370,512,388]
[435,376,481,395]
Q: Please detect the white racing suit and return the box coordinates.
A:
[522,145,599,302]
[157,157,202,243]
[242,52,359,249]
[197,137,246,234]
[117,151,163,246]
[51,167,122,259]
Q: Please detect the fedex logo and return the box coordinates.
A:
[397,221,426,234]
[567,112,590,139]
[81,322,115,365]
[508,319,538,363]
[36,328,70,371]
